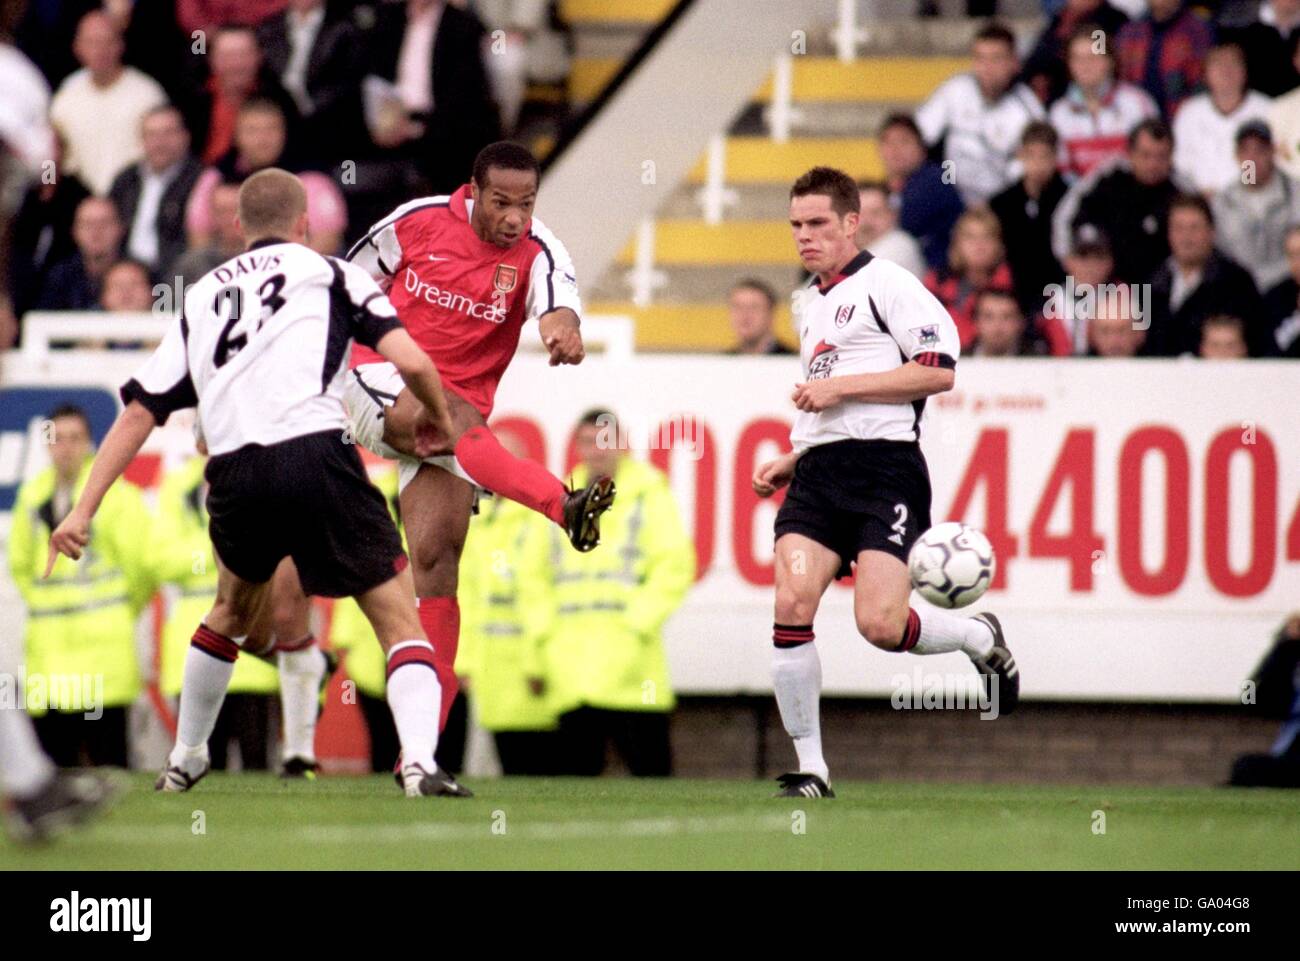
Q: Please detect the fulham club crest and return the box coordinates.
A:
[834,304,855,328]
[493,264,518,293]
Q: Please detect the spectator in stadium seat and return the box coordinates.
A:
[361,0,502,194]
[990,121,1068,316]
[1053,118,1184,283]
[546,409,694,778]
[726,278,795,355]
[180,25,300,166]
[185,98,346,255]
[1023,0,1130,105]
[878,113,965,271]
[171,182,244,288]
[1218,0,1300,96]
[924,207,1015,349]
[915,22,1044,206]
[8,135,91,319]
[1085,287,1148,355]
[49,11,167,196]
[1229,611,1300,788]
[256,0,366,167]
[108,105,204,278]
[1198,313,1252,356]
[12,0,97,89]
[99,259,154,313]
[1116,0,1214,119]
[1212,120,1300,291]
[968,286,1061,356]
[34,196,123,311]
[1050,24,1159,182]
[1048,225,1120,353]
[1172,43,1273,196]
[1145,193,1270,355]
[1264,223,1300,355]
[856,182,925,279]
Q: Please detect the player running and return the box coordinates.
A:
[342,141,614,730]
[46,169,471,799]
[753,167,1020,799]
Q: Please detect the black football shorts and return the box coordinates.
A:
[774,438,932,578]
[205,430,407,598]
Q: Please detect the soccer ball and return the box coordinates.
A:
[907,522,995,609]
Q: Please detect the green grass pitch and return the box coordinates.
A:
[4,774,1297,870]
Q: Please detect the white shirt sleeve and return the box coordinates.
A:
[525,219,582,322]
[345,203,415,285]
[331,257,402,348]
[873,260,961,365]
[120,312,197,424]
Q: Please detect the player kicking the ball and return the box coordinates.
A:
[46,169,470,799]
[342,142,614,730]
[753,167,1020,799]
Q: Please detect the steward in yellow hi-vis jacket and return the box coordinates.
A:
[327,460,467,773]
[457,495,560,775]
[7,405,152,767]
[152,454,278,769]
[546,410,695,777]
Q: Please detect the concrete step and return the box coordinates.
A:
[680,136,882,186]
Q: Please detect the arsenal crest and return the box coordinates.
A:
[493,264,518,293]
[834,304,855,328]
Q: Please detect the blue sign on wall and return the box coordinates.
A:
[0,387,119,512]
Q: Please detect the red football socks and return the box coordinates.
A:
[417,596,460,731]
[454,425,566,524]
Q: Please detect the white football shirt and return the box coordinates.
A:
[791,249,960,451]
[123,240,401,455]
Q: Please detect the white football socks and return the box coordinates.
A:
[277,643,327,762]
[772,643,829,784]
[170,639,236,773]
[0,707,55,799]
[385,640,441,772]
[910,608,995,660]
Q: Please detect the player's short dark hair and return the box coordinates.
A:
[472,141,539,189]
[1020,120,1059,151]
[974,22,1016,50]
[878,112,923,143]
[46,404,91,433]
[790,166,860,217]
[1128,118,1172,150]
[1169,192,1214,227]
[730,277,777,310]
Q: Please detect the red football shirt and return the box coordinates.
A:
[347,184,581,416]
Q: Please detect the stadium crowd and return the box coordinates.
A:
[0,0,570,346]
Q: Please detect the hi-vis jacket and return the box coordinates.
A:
[457,496,558,732]
[8,460,152,710]
[151,456,278,697]
[543,458,694,715]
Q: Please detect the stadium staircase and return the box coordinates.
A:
[553,0,1042,352]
